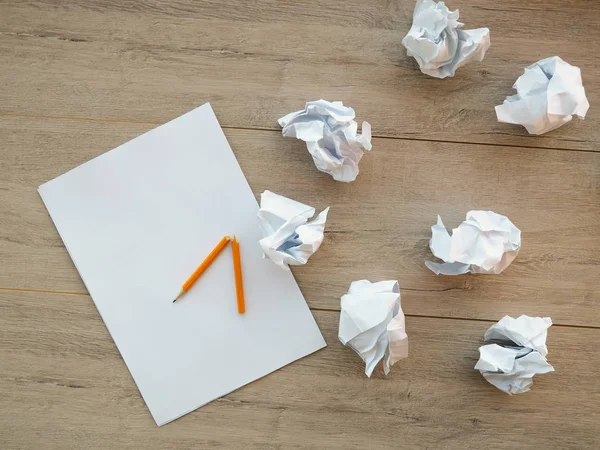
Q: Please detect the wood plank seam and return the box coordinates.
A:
[2,287,598,330]
[1,112,597,154]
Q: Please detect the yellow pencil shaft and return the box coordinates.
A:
[232,237,245,314]
[182,236,231,292]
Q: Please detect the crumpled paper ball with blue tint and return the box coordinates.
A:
[339,280,408,377]
[278,100,372,182]
[402,0,490,79]
[425,210,521,275]
[257,190,328,270]
[475,315,554,394]
[496,56,589,135]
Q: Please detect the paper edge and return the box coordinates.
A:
[156,338,327,426]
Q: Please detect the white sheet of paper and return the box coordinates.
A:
[38,103,326,426]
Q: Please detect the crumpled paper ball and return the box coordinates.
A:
[425,210,521,275]
[257,190,328,270]
[278,99,372,182]
[401,0,490,79]
[338,280,408,377]
[495,56,590,135]
[475,315,554,394]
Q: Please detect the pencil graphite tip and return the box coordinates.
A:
[172,288,185,303]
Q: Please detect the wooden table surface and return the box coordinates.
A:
[1,1,599,448]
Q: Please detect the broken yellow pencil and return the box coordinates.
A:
[231,235,245,314]
[172,235,231,303]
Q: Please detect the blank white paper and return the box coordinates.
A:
[38,103,326,426]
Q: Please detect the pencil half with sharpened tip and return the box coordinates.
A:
[173,288,185,303]
[172,235,231,303]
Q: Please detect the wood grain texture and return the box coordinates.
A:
[1,1,599,447]
[0,0,599,150]
[1,290,599,450]
[1,116,599,326]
